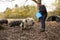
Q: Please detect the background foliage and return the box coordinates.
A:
[0,0,60,21]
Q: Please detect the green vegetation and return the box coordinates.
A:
[0,0,60,21]
[0,5,38,20]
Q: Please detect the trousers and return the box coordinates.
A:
[39,14,47,30]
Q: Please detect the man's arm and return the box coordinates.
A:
[43,5,48,14]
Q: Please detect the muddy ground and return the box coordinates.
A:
[0,21,60,40]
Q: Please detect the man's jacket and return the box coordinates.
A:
[37,4,47,16]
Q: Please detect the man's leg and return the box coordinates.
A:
[41,16,46,32]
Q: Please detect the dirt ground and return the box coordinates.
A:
[0,21,60,40]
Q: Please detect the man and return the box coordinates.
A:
[32,0,47,32]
